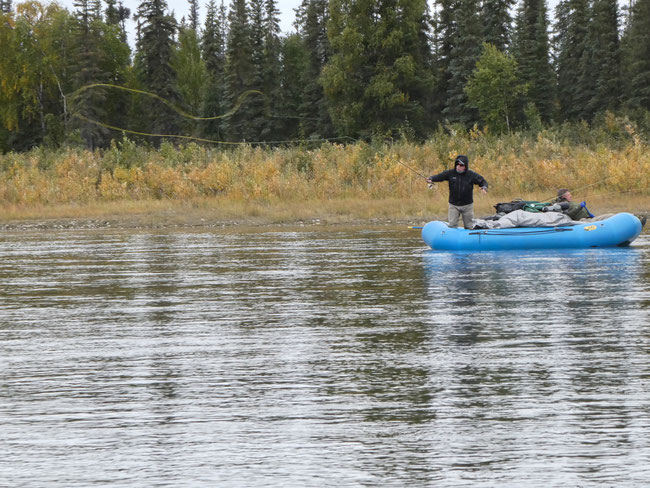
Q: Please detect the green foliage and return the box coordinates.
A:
[224,0,255,141]
[201,0,227,141]
[481,0,515,51]
[322,0,435,139]
[512,0,555,123]
[172,27,208,135]
[44,113,64,148]
[294,0,334,139]
[553,0,589,120]
[621,0,650,112]
[465,44,527,134]
[2,0,650,153]
[584,0,621,117]
[133,0,180,138]
[440,0,483,126]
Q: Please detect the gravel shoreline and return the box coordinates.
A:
[0,216,418,232]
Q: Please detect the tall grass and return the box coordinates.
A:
[1,119,648,222]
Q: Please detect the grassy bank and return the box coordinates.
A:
[1,124,648,227]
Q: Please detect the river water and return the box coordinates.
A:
[1,226,649,487]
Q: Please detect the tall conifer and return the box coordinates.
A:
[224,0,256,141]
[512,0,555,123]
[584,0,621,117]
[322,0,434,138]
[188,0,199,31]
[70,0,110,148]
[134,0,180,137]
[202,0,227,139]
[621,0,650,112]
[441,0,483,125]
[553,0,588,120]
[482,0,515,52]
[294,0,333,139]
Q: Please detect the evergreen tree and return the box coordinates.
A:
[553,0,589,120]
[188,0,199,31]
[224,0,257,141]
[512,0,555,123]
[278,33,309,140]
[294,0,334,139]
[201,0,227,140]
[441,0,483,126]
[621,0,650,112]
[105,0,130,41]
[430,0,453,126]
[172,26,208,136]
[69,0,112,148]
[321,0,435,138]
[261,0,282,140]
[583,0,621,118]
[247,0,271,141]
[133,0,180,137]
[481,0,515,52]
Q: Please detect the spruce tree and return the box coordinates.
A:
[278,33,309,140]
[70,0,110,148]
[172,27,208,136]
[512,0,555,123]
[133,0,180,137]
[105,0,130,41]
[188,0,199,31]
[201,0,227,140]
[621,0,650,112]
[247,0,272,141]
[294,0,334,139]
[322,0,435,138]
[553,0,589,120]
[441,0,483,126]
[224,0,256,141]
[261,0,282,140]
[430,0,454,126]
[481,0,515,52]
[584,0,621,118]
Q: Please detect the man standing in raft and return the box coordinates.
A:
[427,155,488,229]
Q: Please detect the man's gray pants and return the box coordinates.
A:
[448,203,474,229]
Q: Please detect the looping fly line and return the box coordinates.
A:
[67,83,336,146]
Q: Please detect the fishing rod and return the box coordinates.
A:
[539,175,621,203]
[579,186,648,200]
[392,159,437,190]
[394,159,429,181]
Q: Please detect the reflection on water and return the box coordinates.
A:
[1,228,648,487]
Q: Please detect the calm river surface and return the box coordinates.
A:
[1,226,649,487]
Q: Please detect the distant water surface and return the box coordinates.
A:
[1,227,649,487]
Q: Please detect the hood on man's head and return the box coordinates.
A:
[455,155,469,168]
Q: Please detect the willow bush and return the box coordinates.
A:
[0,122,648,209]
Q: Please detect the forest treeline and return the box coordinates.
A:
[1,0,649,152]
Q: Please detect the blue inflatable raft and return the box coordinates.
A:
[422,212,643,251]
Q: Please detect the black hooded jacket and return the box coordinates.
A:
[428,161,488,206]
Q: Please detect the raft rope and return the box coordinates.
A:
[469,227,575,236]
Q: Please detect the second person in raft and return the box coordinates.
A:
[427,155,488,229]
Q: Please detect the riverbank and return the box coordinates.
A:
[1,194,648,231]
[1,129,648,231]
